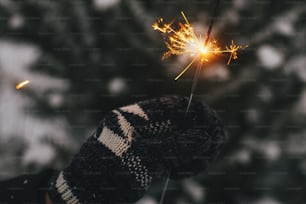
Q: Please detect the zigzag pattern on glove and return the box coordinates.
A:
[48,96,225,204]
[50,103,156,204]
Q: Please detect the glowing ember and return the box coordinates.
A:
[153,11,248,81]
[16,80,30,90]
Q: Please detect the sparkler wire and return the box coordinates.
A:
[154,1,224,202]
[185,0,221,113]
[205,0,221,45]
[159,174,170,204]
[186,59,203,113]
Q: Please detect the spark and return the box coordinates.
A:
[153,11,247,81]
[153,11,247,112]
[16,80,30,90]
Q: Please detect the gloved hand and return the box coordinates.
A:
[47,96,225,204]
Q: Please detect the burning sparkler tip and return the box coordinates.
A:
[200,47,208,55]
[153,12,247,80]
[153,11,247,112]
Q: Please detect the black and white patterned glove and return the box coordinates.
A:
[48,96,225,204]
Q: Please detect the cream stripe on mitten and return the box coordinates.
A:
[48,96,225,204]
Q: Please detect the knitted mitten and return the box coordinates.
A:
[48,96,225,204]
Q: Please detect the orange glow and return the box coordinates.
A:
[16,80,30,90]
[153,11,248,80]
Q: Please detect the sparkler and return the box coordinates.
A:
[16,80,30,90]
[153,11,247,112]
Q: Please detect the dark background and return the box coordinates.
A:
[0,0,305,203]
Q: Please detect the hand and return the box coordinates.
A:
[47,96,225,204]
